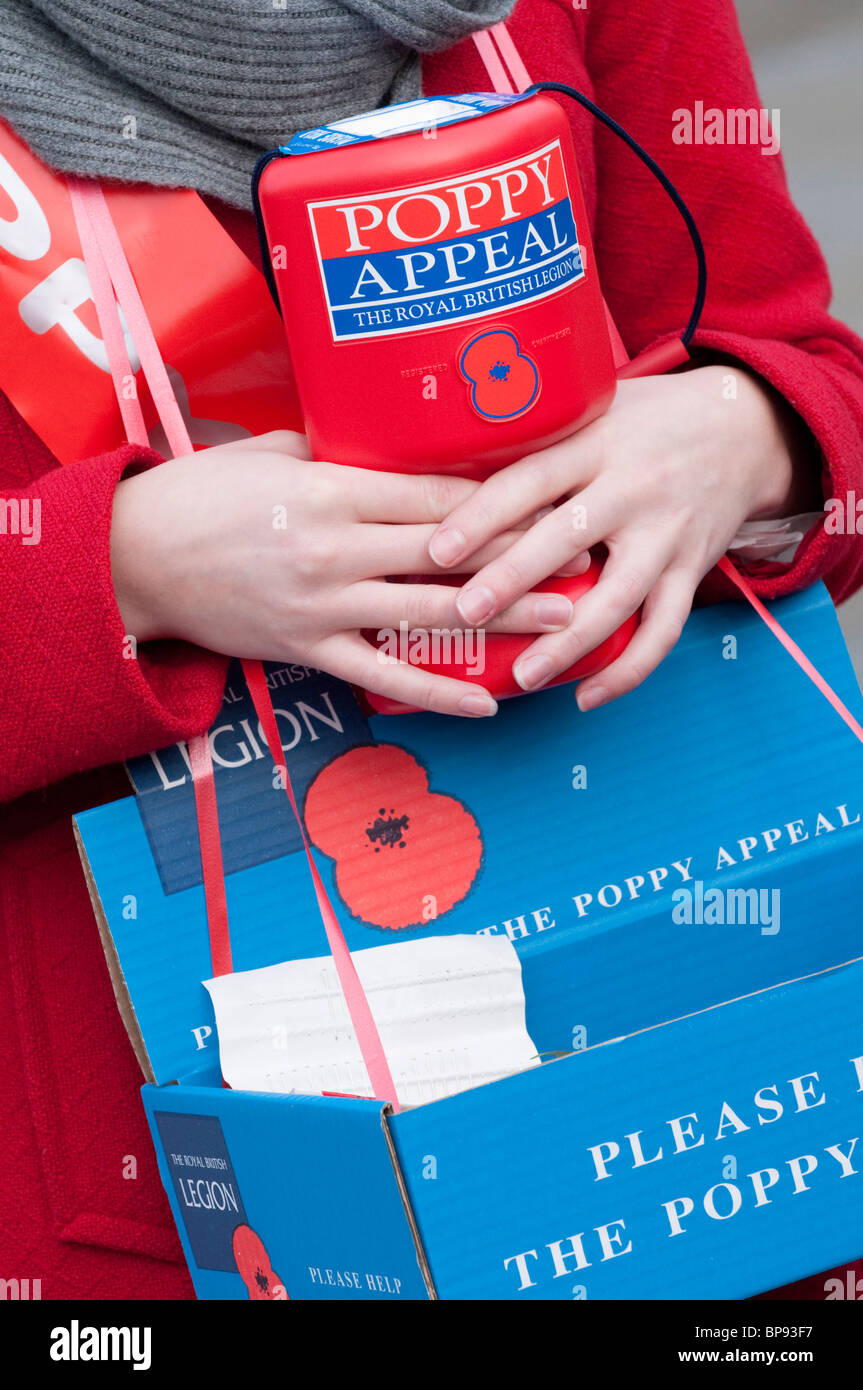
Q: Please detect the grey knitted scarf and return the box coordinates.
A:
[0,0,514,208]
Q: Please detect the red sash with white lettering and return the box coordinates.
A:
[0,120,300,463]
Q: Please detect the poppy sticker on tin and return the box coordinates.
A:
[459,327,540,421]
[307,140,584,341]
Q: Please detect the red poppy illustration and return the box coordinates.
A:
[232,1225,288,1300]
[459,328,539,420]
[304,744,483,930]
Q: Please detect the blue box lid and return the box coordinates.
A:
[283,92,530,156]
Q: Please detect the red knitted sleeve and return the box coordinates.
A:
[0,445,227,802]
[584,0,863,604]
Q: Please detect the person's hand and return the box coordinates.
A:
[110,431,575,717]
[427,366,819,709]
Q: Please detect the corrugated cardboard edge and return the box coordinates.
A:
[73,816,156,1084]
[581,948,863,1055]
[380,1106,438,1301]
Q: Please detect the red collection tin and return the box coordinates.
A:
[253,91,617,480]
[252,88,709,706]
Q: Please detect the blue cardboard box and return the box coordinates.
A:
[75,584,863,1297]
[139,956,863,1300]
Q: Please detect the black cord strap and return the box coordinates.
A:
[527,81,707,346]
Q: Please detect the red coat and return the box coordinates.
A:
[3,0,863,1300]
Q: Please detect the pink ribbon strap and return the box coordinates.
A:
[487,20,533,92]
[68,182,149,450]
[69,178,400,1106]
[471,27,512,93]
[717,557,863,746]
[68,180,194,461]
[241,659,400,1102]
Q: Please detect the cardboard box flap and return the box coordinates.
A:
[388,955,863,1300]
[142,1084,432,1300]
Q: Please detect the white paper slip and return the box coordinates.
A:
[203,933,540,1109]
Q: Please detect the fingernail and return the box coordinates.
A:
[430,527,466,567]
[514,654,553,691]
[577,684,608,711]
[459,693,498,717]
[560,553,591,577]
[457,584,495,626]
[535,595,573,629]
